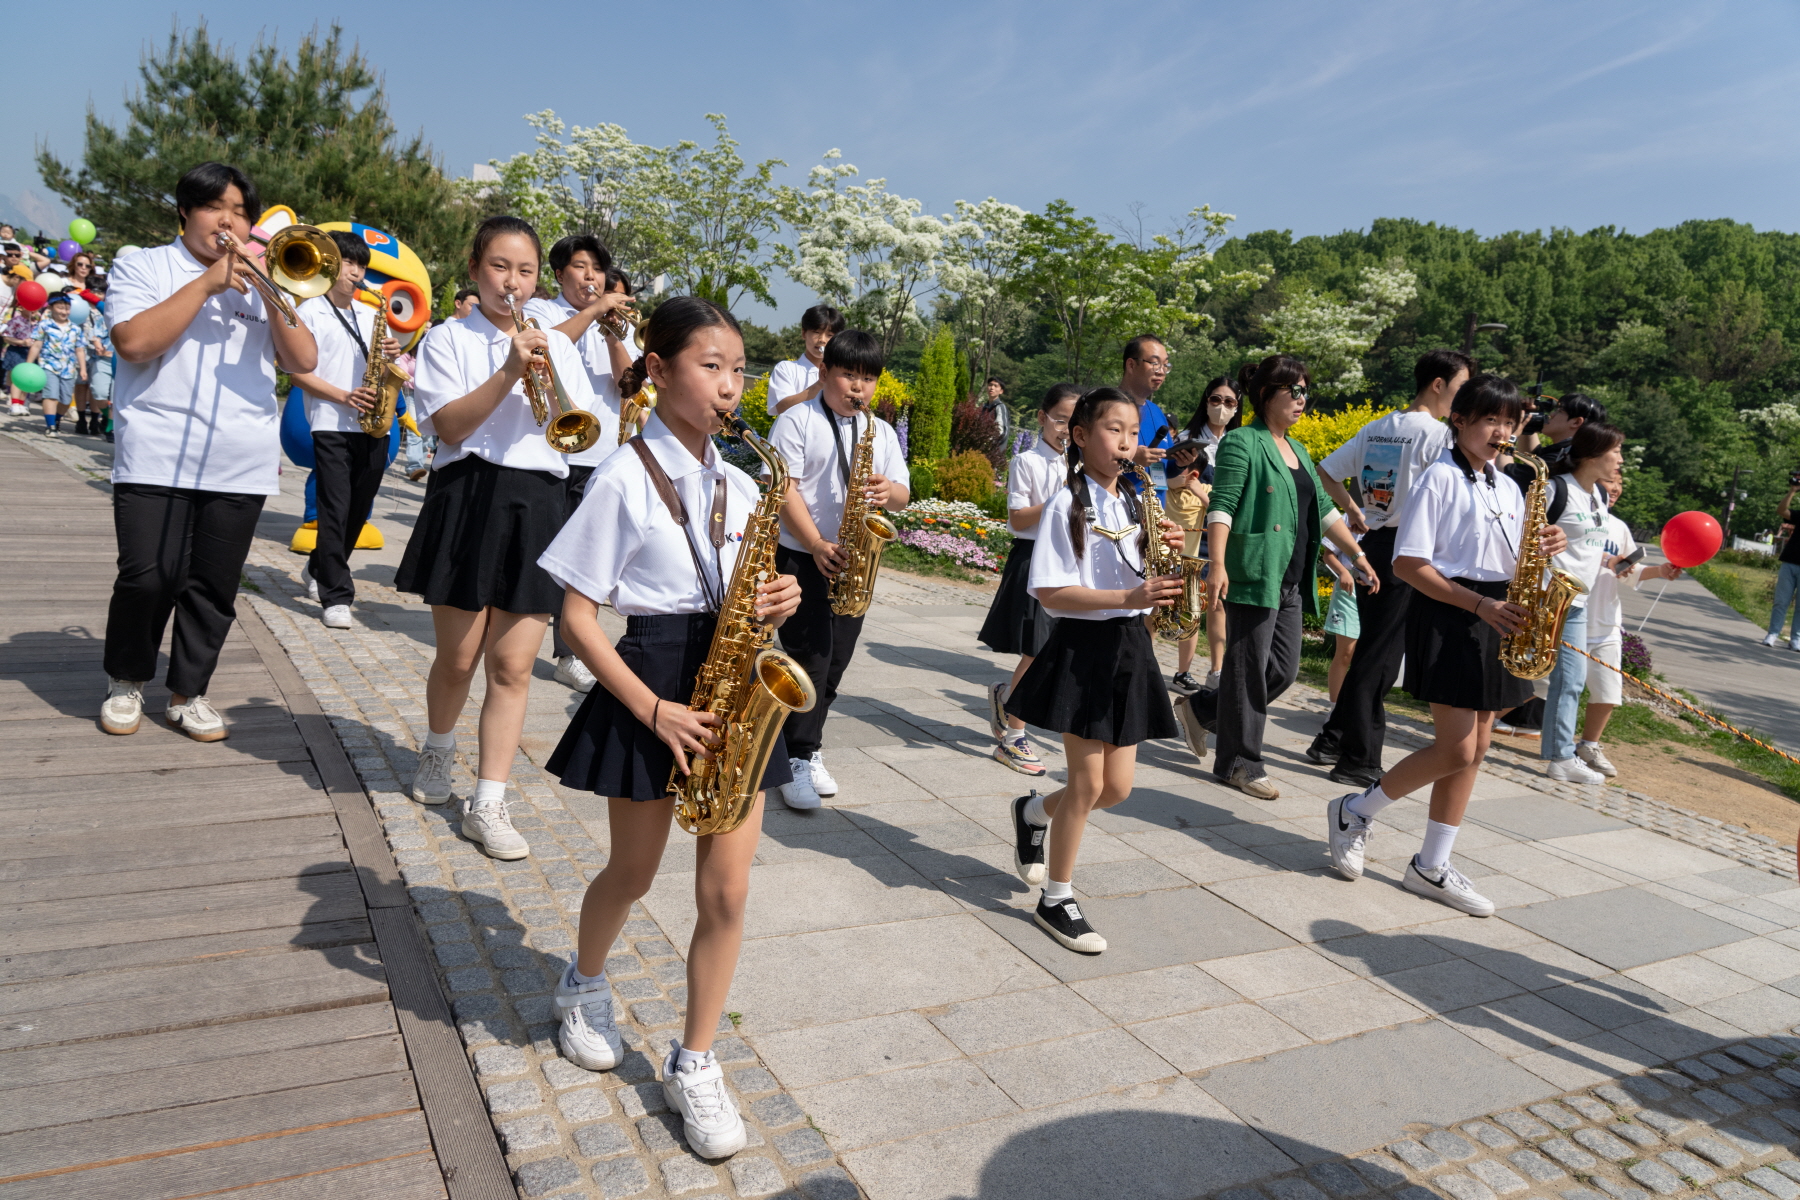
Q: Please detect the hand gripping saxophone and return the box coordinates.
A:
[1498,442,1588,680]
[355,285,411,437]
[1127,462,1205,641]
[670,419,819,836]
[827,403,899,617]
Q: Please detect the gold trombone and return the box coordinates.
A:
[505,294,602,455]
[215,226,340,329]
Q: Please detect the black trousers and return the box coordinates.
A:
[550,465,597,660]
[1208,583,1303,783]
[104,484,266,696]
[309,431,389,607]
[775,545,866,760]
[1316,527,1413,772]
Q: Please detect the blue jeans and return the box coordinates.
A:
[404,430,434,472]
[1541,605,1589,762]
[1769,562,1800,639]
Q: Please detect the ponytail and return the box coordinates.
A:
[1066,445,1088,560]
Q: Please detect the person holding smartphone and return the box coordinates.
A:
[1764,474,1800,650]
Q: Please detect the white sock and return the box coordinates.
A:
[1578,739,1599,750]
[425,729,456,750]
[1345,782,1396,820]
[1023,793,1049,827]
[672,1040,713,1071]
[565,960,604,987]
[473,778,506,809]
[1043,879,1074,903]
[1418,819,1460,872]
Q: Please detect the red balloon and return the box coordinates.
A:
[14,280,46,311]
[1661,510,1723,568]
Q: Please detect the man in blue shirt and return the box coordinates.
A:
[1121,333,1173,496]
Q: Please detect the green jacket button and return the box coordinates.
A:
[1265,485,1275,493]
[1274,523,1282,532]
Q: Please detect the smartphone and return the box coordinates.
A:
[1617,546,1646,574]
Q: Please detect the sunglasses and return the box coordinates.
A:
[1283,385,1310,401]
[1206,395,1238,407]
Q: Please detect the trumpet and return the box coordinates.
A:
[504,294,602,455]
[215,226,339,329]
[584,283,645,348]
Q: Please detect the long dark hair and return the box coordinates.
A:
[1548,421,1625,476]
[617,296,743,398]
[1184,375,1239,436]
[1064,387,1144,562]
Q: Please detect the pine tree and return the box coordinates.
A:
[36,23,474,289]
[911,327,957,461]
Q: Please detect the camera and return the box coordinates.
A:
[1789,469,1800,488]
[1521,395,1556,438]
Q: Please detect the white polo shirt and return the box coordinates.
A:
[297,293,379,435]
[1005,436,1068,540]
[413,308,608,479]
[524,293,640,468]
[1028,476,1151,620]
[769,398,907,554]
[1394,451,1526,583]
[107,239,283,495]
[766,356,819,417]
[539,411,758,615]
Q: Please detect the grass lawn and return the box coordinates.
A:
[1595,695,1800,802]
[1690,559,1777,626]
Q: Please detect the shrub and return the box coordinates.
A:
[1621,631,1653,679]
[937,450,1000,504]
[978,489,1008,521]
[951,400,1005,474]
[739,376,774,436]
[911,328,956,461]
[909,460,939,502]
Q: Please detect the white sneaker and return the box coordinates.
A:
[1790,638,1800,653]
[1764,633,1782,647]
[1326,795,1373,881]
[1404,856,1495,917]
[780,757,822,809]
[809,751,838,797]
[553,654,596,692]
[663,1042,747,1158]
[1204,670,1221,690]
[462,797,530,860]
[412,743,455,805]
[300,565,319,601]
[166,695,227,742]
[1575,742,1618,778]
[987,681,1009,739]
[1546,757,1605,785]
[321,604,352,629]
[101,678,143,735]
[555,966,622,1070]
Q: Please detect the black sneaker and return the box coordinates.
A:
[1304,732,1340,765]
[1010,792,1047,886]
[1329,763,1383,789]
[1170,671,1200,693]
[1034,894,1106,954]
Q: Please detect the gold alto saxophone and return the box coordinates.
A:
[1127,462,1204,641]
[356,287,409,437]
[1498,441,1588,680]
[504,294,601,454]
[671,419,819,836]
[828,403,899,617]
[617,378,658,446]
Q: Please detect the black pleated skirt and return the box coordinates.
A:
[1404,579,1535,711]
[395,454,568,615]
[1005,615,1178,746]
[977,538,1058,657]
[547,612,794,802]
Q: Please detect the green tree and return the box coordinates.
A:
[912,327,957,461]
[37,23,473,290]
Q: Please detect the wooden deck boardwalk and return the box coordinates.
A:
[0,436,509,1199]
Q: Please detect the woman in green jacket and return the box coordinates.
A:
[1194,355,1376,798]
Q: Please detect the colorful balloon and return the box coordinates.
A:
[56,239,80,262]
[9,362,47,394]
[68,218,96,245]
[66,298,90,327]
[114,244,143,259]
[1660,511,1723,568]
[14,280,46,310]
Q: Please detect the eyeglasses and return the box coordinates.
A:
[1130,357,1171,373]
[1044,417,1069,428]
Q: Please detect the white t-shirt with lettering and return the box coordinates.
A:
[1319,410,1451,532]
[107,239,283,495]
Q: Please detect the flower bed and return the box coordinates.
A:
[889,498,1013,575]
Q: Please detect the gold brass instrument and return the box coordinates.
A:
[504,294,601,455]
[216,226,339,329]
[1498,441,1588,680]
[353,282,423,438]
[672,418,818,835]
[1127,463,1204,641]
[828,404,899,617]
[617,379,657,446]
[586,285,645,348]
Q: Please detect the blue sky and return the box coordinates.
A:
[8,0,1797,322]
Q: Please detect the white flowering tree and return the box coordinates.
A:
[1258,260,1419,397]
[939,198,1027,387]
[777,152,975,355]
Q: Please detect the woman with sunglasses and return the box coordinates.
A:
[1165,378,1240,691]
[1185,356,1376,799]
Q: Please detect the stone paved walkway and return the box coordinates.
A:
[13,417,1800,1200]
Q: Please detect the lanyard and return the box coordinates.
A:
[823,399,858,488]
[327,301,370,360]
[627,437,729,613]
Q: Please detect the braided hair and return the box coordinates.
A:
[1064,387,1146,562]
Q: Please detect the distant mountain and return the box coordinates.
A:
[0,189,74,240]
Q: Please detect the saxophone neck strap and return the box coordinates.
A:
[628,435,728,611]
[1450,444,1496,488]
[326,299,370,361]
[823,400,860,489]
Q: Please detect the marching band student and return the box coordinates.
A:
[289,231,402,630]
[980,382,1080,777]
[539,296,801,1159]
[765,304,845,417]
[397,215,598,861]
[1005,387,1184,954]
[526,234,631,692]
[99,162,318,742]
[1325,375,1567,916]
[769,329,909,808]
